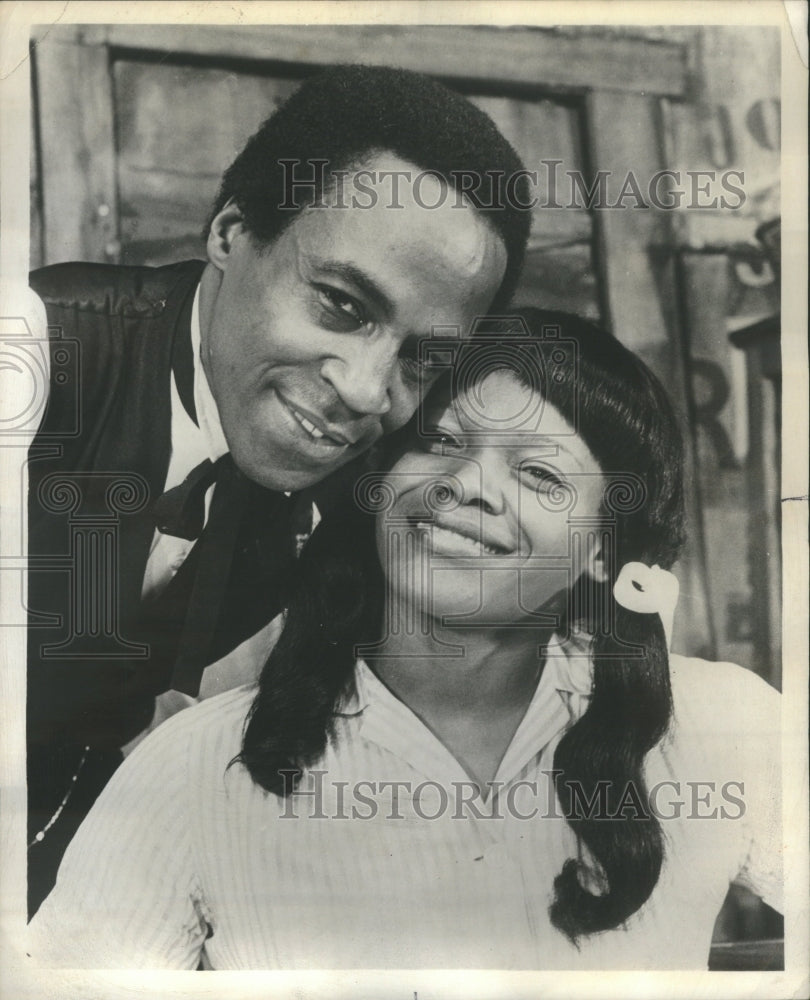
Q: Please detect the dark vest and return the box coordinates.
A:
[27,260,206,749]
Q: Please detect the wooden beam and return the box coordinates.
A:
[585,91,673,355]
[31,24,687,98]
[585,88,716,659]
[35,37,119,264]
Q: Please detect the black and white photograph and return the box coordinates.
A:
[1,2,807,998]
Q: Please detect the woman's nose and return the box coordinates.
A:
[449,452,507,516]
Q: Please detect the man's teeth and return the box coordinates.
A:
[292,409,326,440]
[415,521,503,556]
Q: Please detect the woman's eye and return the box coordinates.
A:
[399,354,444,387]
[419,428,464,453]
[521,464,566,491]
[316,286,365,325]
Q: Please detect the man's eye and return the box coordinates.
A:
[316,286,364,324]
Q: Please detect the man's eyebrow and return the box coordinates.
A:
[313,260,395,318]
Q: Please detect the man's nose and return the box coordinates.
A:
[320,338,397,417]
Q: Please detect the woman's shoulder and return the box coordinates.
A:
[667,653,780,740]
[125,684,257,767]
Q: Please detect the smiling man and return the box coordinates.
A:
[26,64,529,914]
[201,149,507,490]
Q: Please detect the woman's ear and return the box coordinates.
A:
[207,200,246,271]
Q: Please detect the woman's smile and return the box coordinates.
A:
[379,370,605,623]
[409,515,515,558]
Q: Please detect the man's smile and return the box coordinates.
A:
[276,391,368,456]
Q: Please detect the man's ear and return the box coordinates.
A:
[584,541,609,584]
[206,200,245,271]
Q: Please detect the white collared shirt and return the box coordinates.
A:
[141,286,228,599]
[28,650,782,969]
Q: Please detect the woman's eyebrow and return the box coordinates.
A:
[509,437,588,473]
[418,418,462,439]
[433,425,590,473]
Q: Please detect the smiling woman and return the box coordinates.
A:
[380,368,606,624]
[27,309,782,969]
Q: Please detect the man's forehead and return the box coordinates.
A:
[319,149,456,205]
[298,189,497,251]
[289,152,504,262]
[290,204,506,317]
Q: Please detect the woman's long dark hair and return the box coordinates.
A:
[235,497,383,793]
[237,308,686,942]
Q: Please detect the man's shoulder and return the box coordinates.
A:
[30,259,206,320]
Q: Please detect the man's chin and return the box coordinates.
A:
[233,449,357,493]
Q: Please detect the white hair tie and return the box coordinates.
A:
[613,562,679,650]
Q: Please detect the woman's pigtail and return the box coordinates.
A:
[237,504,381,796]
[550,597,673,942]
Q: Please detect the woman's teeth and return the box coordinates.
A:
[415,521,503,556]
